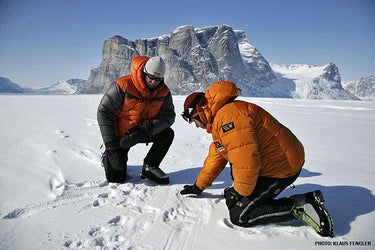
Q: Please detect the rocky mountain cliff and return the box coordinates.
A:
[81,25,278,96]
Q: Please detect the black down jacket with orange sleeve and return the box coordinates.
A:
[195,81,304,197]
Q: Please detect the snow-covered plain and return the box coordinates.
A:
[0,94,374,250]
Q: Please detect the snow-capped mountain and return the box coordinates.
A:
[270,63,359,100]
[39,79,86,95]
[342,76,375,100]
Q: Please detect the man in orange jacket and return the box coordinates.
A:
[97,56,175,185]
[180,81,333,237]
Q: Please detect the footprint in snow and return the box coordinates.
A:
[92,198,106,208]
[163,200,200,231]
[49,175,66,197]
[78,149,101,164]
[83,118,97,126]
[55,129,69,138]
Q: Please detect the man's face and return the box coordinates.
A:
[192,119,206,129]
[145,73,163,89]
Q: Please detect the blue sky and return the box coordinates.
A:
[0,0,374,88]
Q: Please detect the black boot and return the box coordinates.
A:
[291,190,334,237]
[141,163,169,185]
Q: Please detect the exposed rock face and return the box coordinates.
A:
[81,25,277,96]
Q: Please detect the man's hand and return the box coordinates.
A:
[180,183,203,195]
[120,121,153,149]
[120,127,148,149]
[141,120,153,136]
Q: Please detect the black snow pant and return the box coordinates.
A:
[121,127,175,168]
[225,170,301,227]
[143,127,174,167]
[103,127,174,183]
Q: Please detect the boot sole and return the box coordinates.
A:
[306,190,334,237]
[140,173,170,185]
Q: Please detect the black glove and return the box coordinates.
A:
[141,120,153,137]
[104,139,121,151]
[180,183,203,195]
[224,186,242,209]
[120,127,148,149]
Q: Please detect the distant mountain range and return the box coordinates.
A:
[38,79,86,95]
[0,77,26,93]
[1,25,373,100]
[0,78,86,95]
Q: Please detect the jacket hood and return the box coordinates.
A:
[199,81,240,133]
[205,81,240,117]
[130,56,149,96]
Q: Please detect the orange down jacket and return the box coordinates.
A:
[97,56,175,146]
[195,81,305,196]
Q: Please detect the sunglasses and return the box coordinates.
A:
[181,108,201,123]
[145,73,163,82]
[181,112,193,123]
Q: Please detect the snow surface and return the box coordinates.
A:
[0,95,374,250]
